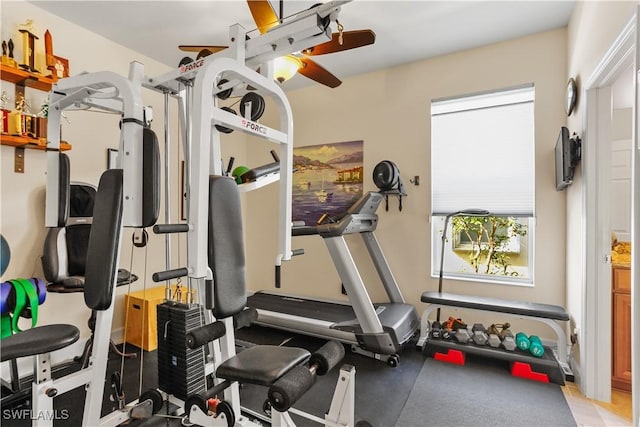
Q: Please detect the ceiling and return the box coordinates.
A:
[29,1,576,91]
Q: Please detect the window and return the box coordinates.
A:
[431,85,535,285]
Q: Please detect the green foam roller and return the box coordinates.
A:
[232,166,250,184]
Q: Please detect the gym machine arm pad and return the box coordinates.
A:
[152,267,188,282]
[267,340,344,412]
[185,321,226,349]
[153,224,190,234]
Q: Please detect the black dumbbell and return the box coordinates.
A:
[430,321,443,339]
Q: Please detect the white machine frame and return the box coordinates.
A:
[33,2,360,426]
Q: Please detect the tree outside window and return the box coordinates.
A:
[451,216,527,276]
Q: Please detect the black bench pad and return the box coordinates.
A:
[1,324,80,362]
[420,291,569,321]
[216,345,310,386]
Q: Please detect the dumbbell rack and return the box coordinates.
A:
[423,338,566,385]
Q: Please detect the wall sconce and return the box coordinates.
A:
[273,55,302,83]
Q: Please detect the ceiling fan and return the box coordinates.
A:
[178,0,376,88]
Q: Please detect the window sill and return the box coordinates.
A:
[430,273,534,288]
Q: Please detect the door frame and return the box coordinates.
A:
[582,12,637,422]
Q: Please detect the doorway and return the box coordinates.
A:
[583,13,637,425]
[610,66,633,394]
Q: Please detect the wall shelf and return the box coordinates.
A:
[0,135,71,151]
[1,64,71,157]
[0,64,57,91]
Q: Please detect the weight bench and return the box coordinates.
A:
[416,291,572,379]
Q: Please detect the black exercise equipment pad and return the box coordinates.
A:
[47,269,138,293]
[420,291,569,321]
[216,345,310,386]
[1,324,80,361]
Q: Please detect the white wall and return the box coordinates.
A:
[245,28,569,339]
[565,0,637,380]
[610,108,633,242]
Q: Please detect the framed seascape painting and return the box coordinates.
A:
[292,140,364,226]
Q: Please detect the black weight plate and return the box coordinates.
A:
[216,400,236,427]
[179,56,194,67]
[216,79,233,100]
[185,394,207,414]
[239,92,265,121]
[215,107,236,134]
[139,389,163,414]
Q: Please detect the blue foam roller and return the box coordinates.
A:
[0,282,12,315]
[0,235,9,276]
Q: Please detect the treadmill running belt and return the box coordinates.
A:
[248,292,357,323]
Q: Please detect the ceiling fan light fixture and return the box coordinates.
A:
[273,55,302,83]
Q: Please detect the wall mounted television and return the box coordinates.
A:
[555,126,582,191]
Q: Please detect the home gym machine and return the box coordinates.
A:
[248,162,419,367]
[145,2,361,425]
[1,62,162,427]
[4,1,364,425]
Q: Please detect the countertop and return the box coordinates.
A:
[612,241,631,268]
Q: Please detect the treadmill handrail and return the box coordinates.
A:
[292,191,383,237]
[292,213,378,237]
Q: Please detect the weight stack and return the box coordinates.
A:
[157,301,206,401]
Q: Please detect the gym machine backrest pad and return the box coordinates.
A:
[207,175,246,318]
[84,169,124,310]
[141,127,160,228]
[56,153,70,227]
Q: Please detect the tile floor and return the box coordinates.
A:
[563,383,633,426]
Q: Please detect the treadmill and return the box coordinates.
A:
[247,191,419,366]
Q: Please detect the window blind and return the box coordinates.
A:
[431,85,535,216]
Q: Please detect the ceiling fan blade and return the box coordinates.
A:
[179,45,227,53]
[303,30,376,56]
[247,0,280,34]
[298,57,342,88]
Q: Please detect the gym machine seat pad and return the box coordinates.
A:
[1,324,80,361]
[216,345,310,386]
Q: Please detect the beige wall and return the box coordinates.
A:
[245,28,569,338]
